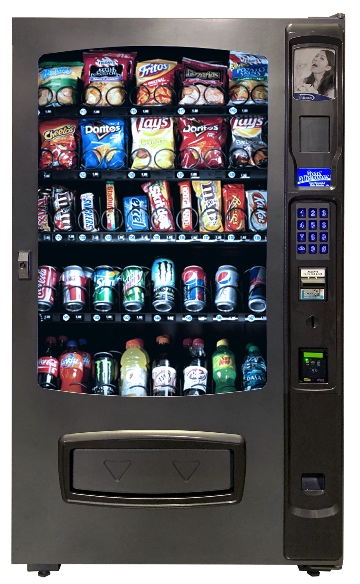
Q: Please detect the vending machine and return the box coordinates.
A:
[12,15,344,577]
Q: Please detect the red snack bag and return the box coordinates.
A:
[178,117,227,169]
[222,184,246,232]
[135,59,178,105]
[179,58,227,105]
[141,180,175,232]
[178,181,193,231]
[39,118,79,170]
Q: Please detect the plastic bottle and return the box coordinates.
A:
[212,339,237,394]
[57,335,69,358]
[133,338,150,373]
[242,344,267,391]
[183,338,208,396]
[120,339,148,397]
[152,335,177,396]
[78,338,92,387]
[38,336,59,390]
[59,340,85,393]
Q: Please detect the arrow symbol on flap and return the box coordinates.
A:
[172,460,200,481]
[104,460,131,481]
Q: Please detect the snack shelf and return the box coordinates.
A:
[39,312,267,324]
[38,168,268,182]
[38,104,268,119]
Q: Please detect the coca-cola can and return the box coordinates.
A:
[215,265,239,312]
[248,265,266,313]
[38,265,61,312]
[182,265,207,312]
[61,265,86,312]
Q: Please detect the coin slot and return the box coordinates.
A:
[306,315,319,329]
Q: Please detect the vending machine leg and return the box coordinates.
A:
[298,565,341,577]
[27,565,61,577]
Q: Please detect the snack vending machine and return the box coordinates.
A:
[12,16,344,577]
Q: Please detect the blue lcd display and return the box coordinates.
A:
[297,168,331,187]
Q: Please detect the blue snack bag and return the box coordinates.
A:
[79,118,128,169]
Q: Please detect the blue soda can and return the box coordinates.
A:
[151,258,176,312]
[248,266,266,313]
[182,265,207,312]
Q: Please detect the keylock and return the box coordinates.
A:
[18,251,31,280]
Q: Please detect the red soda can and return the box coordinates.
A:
[38,265,61,312]
[182,265,207,312]
[61,265,86,312]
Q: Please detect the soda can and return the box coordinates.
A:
[61,265,86,312]
[93,265,121,312]
[247,265,266,313]
[38,265,61,312]
[151,258,176,312]
[215,265,239,312]
[122,266,146,312]
[182,265,207,312]
[92,352,117,395]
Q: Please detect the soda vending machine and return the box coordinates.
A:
[12,15,344,577]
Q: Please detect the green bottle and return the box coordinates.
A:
[212,339,237,394]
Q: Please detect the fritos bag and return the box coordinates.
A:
[135,59,178,105]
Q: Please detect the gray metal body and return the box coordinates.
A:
[12,17,344,569]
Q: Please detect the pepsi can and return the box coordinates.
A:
[182,265,207,312]
[151,258,176,312]
[215,265,239,312]
[248,265,266,313]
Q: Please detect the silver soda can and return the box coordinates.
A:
[151,258,176,312]
[215,265,239,312]
[61,265,86,312]
[248,265,266,313]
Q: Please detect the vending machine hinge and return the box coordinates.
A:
[17,250,31,280]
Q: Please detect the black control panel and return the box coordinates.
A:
[296,202,329,259]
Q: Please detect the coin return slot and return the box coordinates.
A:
[301,473,325,493]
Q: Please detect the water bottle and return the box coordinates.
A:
[212,339,237,394]
[242,344,267,391]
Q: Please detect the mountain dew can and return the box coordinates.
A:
[122,266,146,312]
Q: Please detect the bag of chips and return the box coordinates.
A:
[83,51,136,106]
[38,62,83,107]
[79,118,128,170]
[178,117,227,169]
[192,180,224,232]
[229,115,268,168]
[135,59,178,105]
[179,58,227,105]
[228,52,268,105]
[39,118,79,170]
[131,117,175,170]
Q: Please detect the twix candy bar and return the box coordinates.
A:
[222,183,246,232]
[105,181,119,230]
[178,181,193,231]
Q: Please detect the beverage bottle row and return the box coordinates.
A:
[38,335,266,395]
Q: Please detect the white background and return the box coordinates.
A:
[3,1,358,582]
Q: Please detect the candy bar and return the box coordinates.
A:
[178,181,193,231]
[223,183,246,232]
[141,180,174,231]
[105,181,119,231]
[192,180,223,232]
[246,190,267,232]
[80,193,98,232]
[123,196,149,232]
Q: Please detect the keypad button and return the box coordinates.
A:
[297,244,306,254]
[319,244,329,254]
[308,208,317,218]
[309,232,317,242]
[297,232,306,242]
[309,244,317,254]
[297,208,306,218]
[320,220,328,230]
[297,220,306,230]
[320,232,328,242]
[319,208,329,218]
[308,220,317,230]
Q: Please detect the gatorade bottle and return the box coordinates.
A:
[242,344,267,391]
[120,339,148,397]
[212,339,237,394]
[59,340,85,393]
[133,338,150,373]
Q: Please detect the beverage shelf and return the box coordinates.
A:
[39,312,267,324]
[38,231,267,244]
